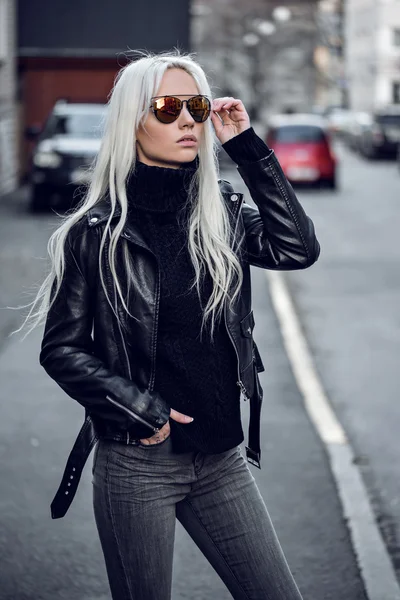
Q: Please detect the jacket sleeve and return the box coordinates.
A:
[238,152,321,270]
[222,127,320,270]
[39,219,170,434]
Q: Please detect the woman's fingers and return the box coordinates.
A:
[170,408,194,423]
[139,420,170,444]
[140,409,193,443]
[211,97,251,144]
[212,97,246,115]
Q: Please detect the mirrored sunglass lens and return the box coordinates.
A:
[188,96,211,122]
[154,97,181,123]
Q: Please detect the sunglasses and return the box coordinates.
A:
[150,95,211,124]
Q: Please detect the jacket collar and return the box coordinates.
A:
[86,180,243,232]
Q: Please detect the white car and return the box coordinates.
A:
[26,100,107,212]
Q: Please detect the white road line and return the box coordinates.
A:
[267,270,400,600]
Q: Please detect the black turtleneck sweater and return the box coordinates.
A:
[126,127,269,454]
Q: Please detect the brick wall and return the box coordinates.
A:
[0,0,17,196]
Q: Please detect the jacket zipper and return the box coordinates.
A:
[105,234,160,434]
[114,281,132,381]
[224,303,250,402]
[120,230,160,392]
[224,194,251,402]
[103,235,135,385]
[106,394,159,432]
[111,286,161,434]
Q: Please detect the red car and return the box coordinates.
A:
[266,114,338,189]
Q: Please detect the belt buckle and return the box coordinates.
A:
[245,446,261,469]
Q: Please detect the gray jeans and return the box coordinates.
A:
[92,435,303,600]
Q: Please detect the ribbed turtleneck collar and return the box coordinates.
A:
[126,158,199,213]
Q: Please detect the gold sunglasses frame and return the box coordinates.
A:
[149,95,212,123]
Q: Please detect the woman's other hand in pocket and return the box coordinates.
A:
[139,408,193,445]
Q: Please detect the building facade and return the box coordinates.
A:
[0,0,18,196]
[314,0,346,109]
[345,0,400,110]
[18,0,190,177]
[191,0,318,125]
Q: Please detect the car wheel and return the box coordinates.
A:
[321,171,337,190]
[364,144,377,159]
[29,184,50,213]
[327,175,337,190]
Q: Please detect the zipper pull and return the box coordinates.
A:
[237,380,250,402]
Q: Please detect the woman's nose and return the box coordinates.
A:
[179,102,195,125]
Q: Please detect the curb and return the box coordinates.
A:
[267,270,400,600]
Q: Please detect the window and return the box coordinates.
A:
[376,113,400,125]
[271,125,326,143]
[393,28,400,47]
[0,0,8,62]
[393,82,400,104]
[41,108,107,140]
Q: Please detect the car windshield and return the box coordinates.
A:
[42,109,106,139]
[376,114,400,126]
[272,125,325,143]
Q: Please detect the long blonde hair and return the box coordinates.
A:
[16,49,244,340]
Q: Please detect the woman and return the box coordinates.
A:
[25,51,320,599]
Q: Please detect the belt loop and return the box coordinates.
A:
[126,431,130,445]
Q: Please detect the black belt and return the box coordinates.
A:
[50,392,262,519]
[245,373,263,469]
[50,414,98,519]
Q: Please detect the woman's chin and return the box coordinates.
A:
[177,149,198,162]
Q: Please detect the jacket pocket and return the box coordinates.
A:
[239,310,255,373]
[240,310,255,338]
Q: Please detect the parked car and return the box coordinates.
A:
[342,111,372,153]
[326,107,353,138]
[358,105,400,159]
[265,114,338,189]
[26,100,107,211]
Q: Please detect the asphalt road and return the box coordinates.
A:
[0,144,393,599]
[287,144,400,581]
[226,141,400,590]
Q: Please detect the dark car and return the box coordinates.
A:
[26,100,107,211]
[265,114,338,189]
[359,106,400,159]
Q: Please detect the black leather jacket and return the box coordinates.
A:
[41,149,320,518]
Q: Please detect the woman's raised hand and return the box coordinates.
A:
[211,97,251,145]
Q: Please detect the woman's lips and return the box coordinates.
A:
[177,140,197,147]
